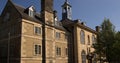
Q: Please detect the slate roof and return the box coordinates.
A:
[6,1,97,33]
[61,19,98,34]
[10,1,42,24]
[8,1,67,31]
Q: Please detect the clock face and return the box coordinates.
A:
[4,13,10,22]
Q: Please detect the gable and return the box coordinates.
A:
[0,1,22,25]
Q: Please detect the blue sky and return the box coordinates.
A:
[0,0,120,31]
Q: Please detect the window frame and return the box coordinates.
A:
[56,46,61,56]
[34,44,42,55]
[92,35,96,44]
[34,26,42,35]
[80,30,85,44]
[29,9,34,17]
[88,35,90,45]
[56,32,61,39]
[81,50,86,63]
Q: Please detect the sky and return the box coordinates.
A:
[0,0,120,31]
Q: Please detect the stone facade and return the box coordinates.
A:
[0,0,97,63]
[76,26,97,63]
[21,19,43,63]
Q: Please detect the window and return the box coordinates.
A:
[80,30,85,44]
[56,47,61,56]
[65,48,68,56]
[81,50,86,63]
[35,27,41,35]
[92,35,96,44]
[29,10,34,17]
[56,32,60,39]
[28,6,35,17]
[35,45,41,55]
[88,35,90,45]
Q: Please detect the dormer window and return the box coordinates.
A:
[28,6,35,17]
[54,10,61,26]
[29,10,34,17]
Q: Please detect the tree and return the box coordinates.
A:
[93,18,116,63]
[111,32,120,62]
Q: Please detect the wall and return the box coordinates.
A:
[21,19,42,63]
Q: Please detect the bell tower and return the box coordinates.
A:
[62,0,72,20]
[41,0,54,25]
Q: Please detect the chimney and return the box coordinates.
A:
[81,22,86,26]
[41,0,53,13]
[53,10,57,18]
[41,0,54,25]
[96,26,100,32]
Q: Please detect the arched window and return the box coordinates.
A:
[80,30,85,44]
[92,35,96,44]
[81,50,86,63]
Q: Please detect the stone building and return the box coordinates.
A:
[0,0,98,63]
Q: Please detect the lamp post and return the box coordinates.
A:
[87,53,94,63]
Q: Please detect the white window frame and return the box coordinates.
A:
[34,44,42,55]
[29,10,34,17]
[56,47,61,56]
[34,26,42,35]
[29,6,34,17]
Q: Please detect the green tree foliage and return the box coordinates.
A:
[93,18,117,63]
[111,32,120,62]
